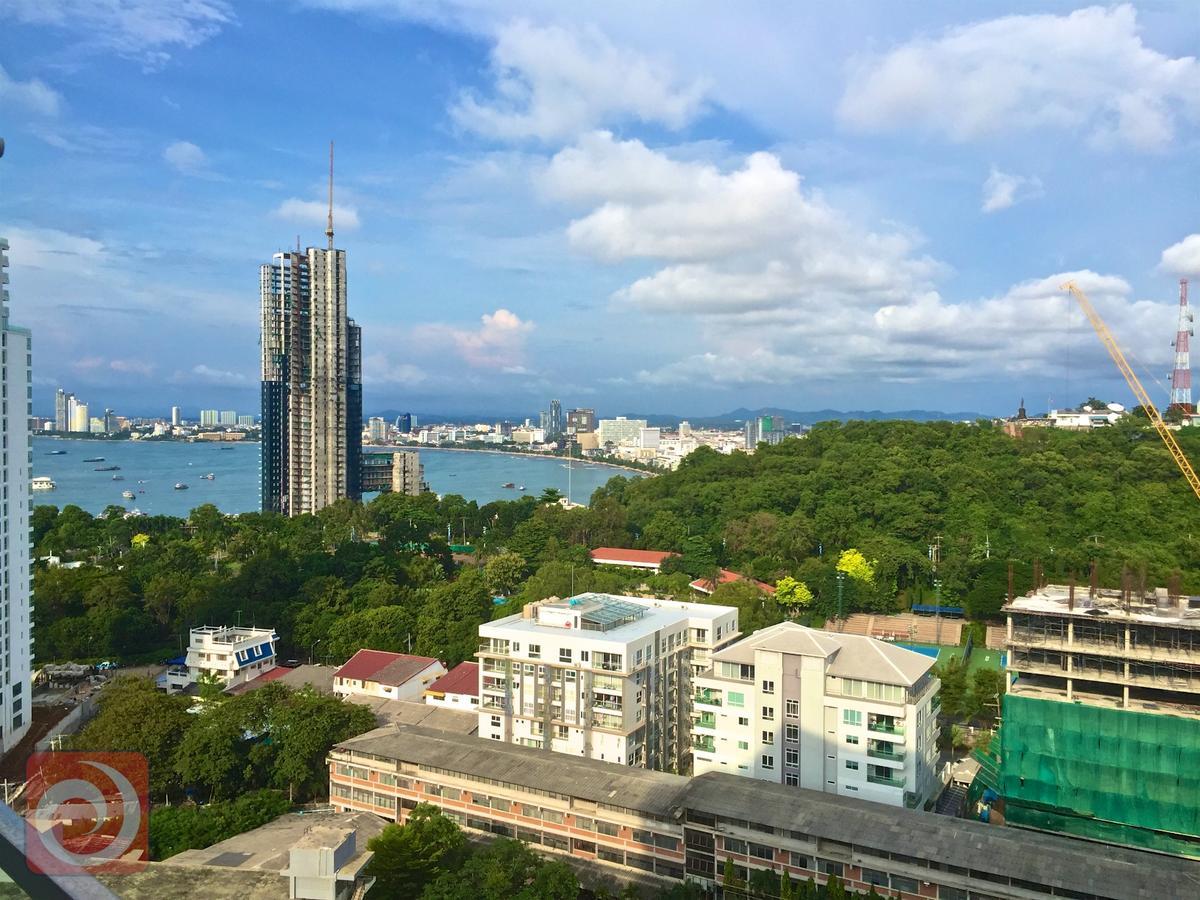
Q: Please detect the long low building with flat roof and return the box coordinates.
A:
[328,723,1200,900]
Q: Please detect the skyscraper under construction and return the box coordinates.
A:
[260,144,362,515]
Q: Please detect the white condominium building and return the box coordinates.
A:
[692,623,940,809]
[478,593,739,773]
[165,625,279,692]
[0,238,32,753]
[597,417,648,448]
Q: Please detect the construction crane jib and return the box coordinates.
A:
[1060,281,1200,503]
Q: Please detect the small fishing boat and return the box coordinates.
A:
[201,473,215,480]
[111,475,124,481]
[174,483,188,490]
[45,450,67,456]
[517,485,526,491]
[83,457,105,463]
[121,490,135,500]
[502,482,515,488]
[95,465,120,472]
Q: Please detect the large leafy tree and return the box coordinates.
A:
[366,804,468,897]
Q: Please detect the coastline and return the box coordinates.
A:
[377,444,653,478]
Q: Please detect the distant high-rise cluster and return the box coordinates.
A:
[54,388,122,434]
[260,144,362,516]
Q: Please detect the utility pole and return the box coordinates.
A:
[836,570,846,623]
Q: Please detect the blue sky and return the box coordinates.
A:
[1,1,1198,419]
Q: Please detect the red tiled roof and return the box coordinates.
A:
[690,568,776,595]
[590,547,677,565]
[426,661,479,698]
[335,649,441,687]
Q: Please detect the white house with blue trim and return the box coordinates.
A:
[164,625,279,692]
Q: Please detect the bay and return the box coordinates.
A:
[30,437,639,517]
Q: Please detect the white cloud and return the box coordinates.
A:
[838,5,1200,152]
[177,364,250,386]
[163,140,209,175]
[0,64,61,117]
[416,308,534,368]
[7,0,234,69]
[362,355,427,386]
[1160,234,1200,277]
[451,20,708,141]
[981,167,1044,213]
[272,198,361,231]
[545,131,942,316]
[108,358,156,376]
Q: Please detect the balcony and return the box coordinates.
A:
[693,735,716,753]
[867,742,905,762]
[693,691,722,707]
[867,716,904,736]
[904,791,921,809]
[692,713,717,730]
[867,771,906,789]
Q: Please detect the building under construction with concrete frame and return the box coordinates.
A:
[986,581,1200,857]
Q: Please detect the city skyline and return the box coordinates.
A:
[3,3,1200,418]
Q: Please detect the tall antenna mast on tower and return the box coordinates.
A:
[1170,278,1194,413]
[326,140,335,251]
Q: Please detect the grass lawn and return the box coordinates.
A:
[896,642,1005,674]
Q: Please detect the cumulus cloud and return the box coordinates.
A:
[7,0,234,69]
[838,5,1200,152]
[362,354,427,386]
[981,168,1043,213]
[545,131,942,316]
[1160,234,1200,277]
[163,140,209,175]
[538,133,1173,387]
[451,20,707,141]
[0,64,61,117]
[176,364,250,386]
[416,309,534,369]
[272,198,361,231]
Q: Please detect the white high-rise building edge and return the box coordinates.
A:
[477,593,739,772]
[0,238,33,752]
[692,622,941,810]
[171,405,181,427]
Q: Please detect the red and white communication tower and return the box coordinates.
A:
[1170,279,1194,413]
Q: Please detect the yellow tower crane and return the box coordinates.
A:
[1061,280,1200,503]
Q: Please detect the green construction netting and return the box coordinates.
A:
[1000,694,1200,856]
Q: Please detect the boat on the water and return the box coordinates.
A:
[45,450,67,456]
[83,457,105,463]
[111,475,124,481]
[122,490,135,500]
[32,476,56,490]
[95,465,120,472]
[502,482,515,488]
[174,483,188,490]
[201,473,215,480]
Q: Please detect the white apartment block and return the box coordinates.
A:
[0,238,32,753]
[692,623,940,810]
[165,626,278,692]
[597,417,647,448]
[478,594,739,773]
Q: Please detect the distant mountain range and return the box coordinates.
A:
[370,406,990,427]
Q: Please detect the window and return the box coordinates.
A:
[528,644,541,659]
[785,749,799,767]
[727,691,745,708]
[490,715,501,728]
[935,887,968,900]
[784,772,799,786]
[761,754,774,769]
[891,875,919,894]
[842,709,862,726]
[541,809,564,824]
[724,837,748,854]
[596,821,619,837]
[559,648,572,663]
[580,650,589,662]
[762,679,775,694]
[573,817,594,831]
[762,706,775,721]
[785,699,799,718]
[788,851,810,868]
[738,717,750,727]
[761,730,774,744]
[861,869,889,887]
[816,859,844,877]
[845,735,859,745]
[749,842,773,860]
[737,741,749,750]
[845,760,859,771]
[785,724,799,743]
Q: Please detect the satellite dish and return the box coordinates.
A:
[1107,402,1125,413]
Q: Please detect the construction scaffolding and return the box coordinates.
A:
[995,694,1200,857]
